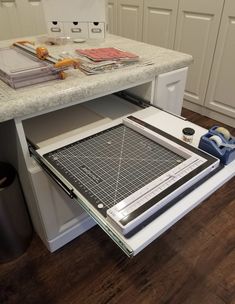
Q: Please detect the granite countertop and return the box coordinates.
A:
[0,34,193,123]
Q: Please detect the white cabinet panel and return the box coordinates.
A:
[174,0,224,106]
[205,0,235,119]
[0,0,46,40]
[29,166,89,239]
[143,0,178,49]
[107,0,118,34]
[117,0,143,41]
[0,0,22,40]
[16,0,46,36]
[154,67,188,115]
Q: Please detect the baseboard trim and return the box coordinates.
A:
[41,216,96,252]
[183,100,235,128]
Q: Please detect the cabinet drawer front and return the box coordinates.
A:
[63,22,89,39]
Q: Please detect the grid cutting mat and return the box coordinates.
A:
[44,124,185,217]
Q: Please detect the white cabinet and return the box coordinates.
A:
[174,0,224,106]
[10,61,188,253]
[205,0,235,120]
[117,0,143,41]
[14,92,233,257]
[107,0,235,126]
[154,67,188,115]
[126,68,188,115]
[16,0,47,37]
[0,0,46,40]
[0,0,22,40]
[107,0,118,34]
[27,164,95,251]
[143,0,178,49]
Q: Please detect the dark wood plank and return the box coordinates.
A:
[0,109,234,304]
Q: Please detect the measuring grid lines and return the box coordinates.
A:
[44,124,185,217]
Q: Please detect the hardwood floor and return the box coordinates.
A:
[0,109,234,304]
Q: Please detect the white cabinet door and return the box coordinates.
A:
[154,67,188,115]
[0,0,22,40]
[107,0,118,34]
[17,0,47,37]
[28,165,95,252]
[0,0,46,40]
[205,0,235,119]
[143,0,178,49]
[174,0,224,106]
[117,0,144,41]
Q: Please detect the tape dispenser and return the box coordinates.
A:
[199,126,235,165]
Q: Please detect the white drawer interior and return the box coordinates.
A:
[23,94,141,148]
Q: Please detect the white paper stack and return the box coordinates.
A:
[0,47,65,89]
[75,47,152,75]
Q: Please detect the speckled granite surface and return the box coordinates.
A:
[0,34,193,123]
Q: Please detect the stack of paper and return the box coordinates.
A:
[76,47,139,61]
[75,47,145,75]
[0,47,66,89]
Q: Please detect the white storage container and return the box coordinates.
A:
[42,0,106,39]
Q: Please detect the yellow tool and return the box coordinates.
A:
[36,47,49,60]
[54,58,80,69]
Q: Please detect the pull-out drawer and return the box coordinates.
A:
[22,94,224,256]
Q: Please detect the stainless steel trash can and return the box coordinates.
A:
[0,162,32,263]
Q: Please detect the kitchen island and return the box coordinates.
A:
[3,34,229,257]
[0,34,192,122]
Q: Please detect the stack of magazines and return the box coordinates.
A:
[76,47,148,75]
